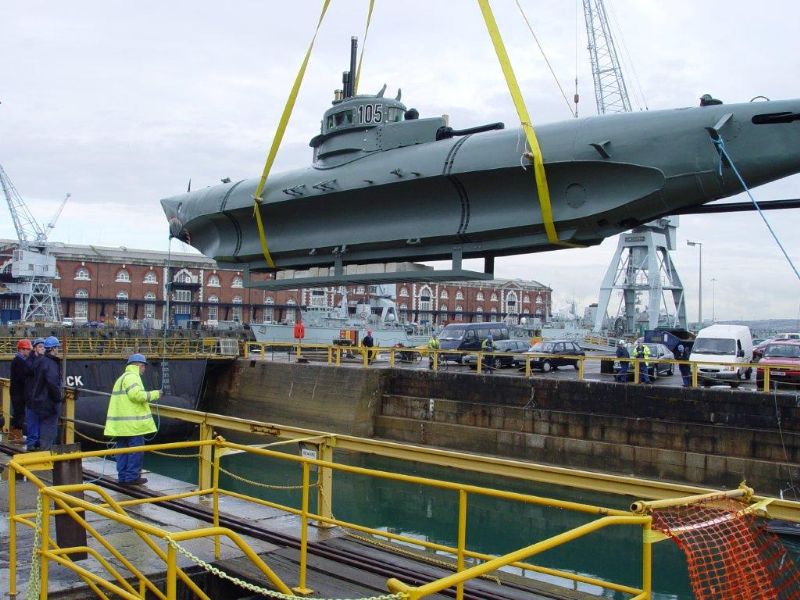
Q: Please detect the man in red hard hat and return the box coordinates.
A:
[9,339,32,442]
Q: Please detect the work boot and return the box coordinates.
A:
[9,428,24,443]
[119,477,148,486]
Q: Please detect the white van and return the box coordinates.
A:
[689,324,753,386]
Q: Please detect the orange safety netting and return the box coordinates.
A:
[651,498,800,599]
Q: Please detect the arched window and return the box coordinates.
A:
[418,286,432,321]
[475,306,483,322]
[399,287,409,297]
[490,292,498,302]
[143,271,157,284]
[174,269,193,284]
[356,285,365,294]
[75,289,89,319]
[115,269,130,283]
[232,295,243,322]
[144,291,156,318]
[207,295,219,321]
[476,291,484,301]
[440,290,449,300]
[75,267,90,280]
[455,305,463,322]
[523,295,530,304]
[116,291,129,318]
[505,291,518,324]
[455,290,464,300]
[207,274,220,287]
[232,275,243,288]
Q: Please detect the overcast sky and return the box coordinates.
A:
[2,1,798,321]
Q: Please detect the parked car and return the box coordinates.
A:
[463,339,529,369]
[756,341,800,387]
[524,340,585,372]
[755,333,800,361]
[614,342,675,381]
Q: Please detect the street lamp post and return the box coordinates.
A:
[711,277,716,323]
[687,241,703,326]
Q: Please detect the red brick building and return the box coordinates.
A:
[2,241,551,326]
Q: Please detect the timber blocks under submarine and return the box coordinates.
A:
[161,44,800,290]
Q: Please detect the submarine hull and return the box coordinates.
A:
[162,99,800,274]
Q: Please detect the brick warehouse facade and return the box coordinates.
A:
[1,241,552,327]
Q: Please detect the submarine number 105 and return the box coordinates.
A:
[357,103,383,124]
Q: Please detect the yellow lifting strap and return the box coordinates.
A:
[354,0,376,95]
[477,0,580,248]
[252,0,332,269]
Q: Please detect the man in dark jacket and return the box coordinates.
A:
[30,336,63,450]
[25,338,45,450]
[9,339,32,442]
[676,344,692,387]
[615,340,630,382]
[362,330,375,364]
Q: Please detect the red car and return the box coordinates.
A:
[756,341,800,388]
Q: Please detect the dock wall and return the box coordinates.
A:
[207,360,800,495]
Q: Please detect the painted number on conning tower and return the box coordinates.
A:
[66,375,84,387]
[356,103,383,124]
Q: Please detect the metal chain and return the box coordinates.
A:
[164,536,407,600]
[216,462,318,491]
[25,493,43,600]
[71,427,110,445]
[150,449,201,459]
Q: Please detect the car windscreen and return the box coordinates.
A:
[440,327,465,341]
[692,337,736,355]
[764,343,800,359]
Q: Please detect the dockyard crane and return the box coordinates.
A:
[0,163,68,323]
[583,0,687,335]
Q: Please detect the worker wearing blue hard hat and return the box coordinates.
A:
[104,353,162,486]
[29,336,63,450]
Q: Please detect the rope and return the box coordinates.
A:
[165,536,406,600]
[713,136,800,281]
[514,0,575,118]
[353,0,375,95]
[253,0,331,268]
[25,493,43,600]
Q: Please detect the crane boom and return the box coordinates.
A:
[582,0,632,114]
[46,192,71,233]
[0,163,48,248]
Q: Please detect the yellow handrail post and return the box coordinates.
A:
[456,489,468,600]
[327,346,333,365]
[642,517,653,599]
[296,343,302,358]
[335,345,341,367]
[317,439,335,528]
[8,459,17,596]
[633,359,640,384]
[763,366,770,392]
[39,491,50,600]
[362,347,369,368]
[525,356,531,378]
[213,442,223,560]
[476,354,483,373]
[389,347,396,368]
[64,387,76,445]
[198,423,214,494]
[691,362,698,388]
[433,350,439,372]
[294,461,313,595]
[577,356,585,381]
[166,540,178,600]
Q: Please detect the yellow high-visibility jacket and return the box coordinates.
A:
[104,364,160,437]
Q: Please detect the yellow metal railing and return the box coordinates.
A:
[0,336,239,359]
[7,438,652,600]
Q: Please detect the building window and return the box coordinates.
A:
[232,275,243,288]
[207,274,220,287]
[399,287,409,297]
[75,267,90,280]
[115,269,130,283]
[144,292,156,318]
[455,305,463,321]
[232,295,243,322]
[175,270,193,284]
[455,290,464,300]
[476,291,484,301]
[490,309,498,322]
[75,289,88,319]
[475,307,483,322]
[440,304,448,316]
[490,293,498,301]
[356,285,365,295]
[523,295,530,303]
[310,289,326,307]
[440,290,448,300]
[55,268,61,280]
[207,295,219,321]
[419,286,432,321]
[142,271,156,284]
[263,297,274,323]
[116,291,129,318]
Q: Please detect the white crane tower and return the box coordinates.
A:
[583,0,687,335]
[0,163,69,323]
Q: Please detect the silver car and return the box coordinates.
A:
[463,339,530,369]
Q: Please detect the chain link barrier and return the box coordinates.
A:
[165,536,407,600]
[215,460,318,491]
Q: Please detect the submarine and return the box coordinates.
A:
[161,43,800,290]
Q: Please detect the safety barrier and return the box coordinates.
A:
[7,436,653,600]
[0,336,240,360]
[241,341,796,391]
